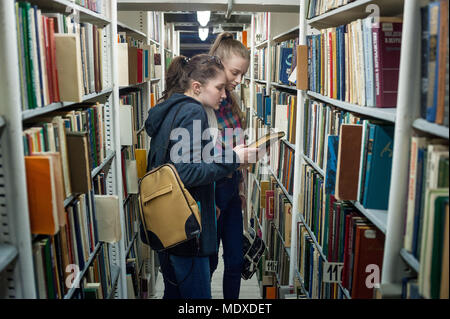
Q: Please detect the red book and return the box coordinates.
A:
[327,195,336,261]
[372,20,403,107]
[328,29,333,98]
[47,18,60,102]
[351,225,385,298]
[341,213,353,288]
[41,15,53,103]
[137,48,143,83]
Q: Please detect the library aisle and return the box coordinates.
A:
[0,0,448,301]
[152,244,261,299]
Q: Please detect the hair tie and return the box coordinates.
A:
[222,34,233,41]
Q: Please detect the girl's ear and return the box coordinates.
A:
[191,81,202,95]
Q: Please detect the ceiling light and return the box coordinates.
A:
[198,27,209,41]
[197,11,211,27]
[213,24,224,34]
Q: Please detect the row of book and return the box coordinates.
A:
[420,0,449,127]
[255,90,298,147]
[272,141,295,196]
[271,38,299,86]
[254,47,268,81]
[147,11,161,43]
[260,176,293,247]
[120,89,145,133]
[254,12,269,44]
[306,0,355,19]
[403,136,448,299]
[296,209,384,299]
[117,34,162,86]
[307,16,402,108]
[303,98,394,209]
[119,83,153,299]
[31,190,118,299]
[23,103,106,185]
[266,222,291,287]
[16,2,108,109]
[75,0,105,15]
[272,92,298,145]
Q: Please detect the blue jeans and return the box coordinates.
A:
[158,251,211,299]
[209,173,243,299]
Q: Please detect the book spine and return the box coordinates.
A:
[372,25,382,107]
[426,2,440,121]
[436,0,448,125]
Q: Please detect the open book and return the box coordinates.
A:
[247,131,285,149]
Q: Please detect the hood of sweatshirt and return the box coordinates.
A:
[145,93,200,138]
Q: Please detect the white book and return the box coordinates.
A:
[126,160,139,194]
[363,16,375,106]
[119,105,133,146]
[94,195,122,243]
[118,43,129,86]
[86,23,95,93]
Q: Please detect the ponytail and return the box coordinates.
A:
[160,56,189,101]
[209,32,249,61]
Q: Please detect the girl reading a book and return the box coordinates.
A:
[144,54,257,299]
[208,32,251,299]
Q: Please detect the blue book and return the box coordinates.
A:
[264,96,271,126]
[412,147,426,258]
[325,135,339,195]
[279,47,293,85]
[256,92,263,119]
[309,244,314,296]
[426,1,441,122]
[362,124,395,210]
[421,6,430,118]
[144,49,149,79]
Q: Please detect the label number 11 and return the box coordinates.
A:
[323,262,344,283]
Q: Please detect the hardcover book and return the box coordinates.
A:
[335,124,363,201]
[372,19,403,107]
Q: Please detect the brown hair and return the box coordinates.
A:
[209,32,250,129]
[160,54,224,101]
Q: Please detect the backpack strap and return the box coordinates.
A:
[161,103,185,164]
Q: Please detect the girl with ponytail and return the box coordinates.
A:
[144,54,257,299]
[208,33,251,299]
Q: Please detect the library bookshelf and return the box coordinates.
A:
[0,0,173,299]
[244,0,449,299]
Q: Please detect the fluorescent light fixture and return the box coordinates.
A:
[213,24,224,34]
[197,11,211,27]
[198,27,209,41]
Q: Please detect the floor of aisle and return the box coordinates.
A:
[152,244,261,299]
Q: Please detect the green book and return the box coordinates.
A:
[430,195,449,299]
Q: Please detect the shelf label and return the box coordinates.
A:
[323,262,344,283]
[265,260,278,273]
